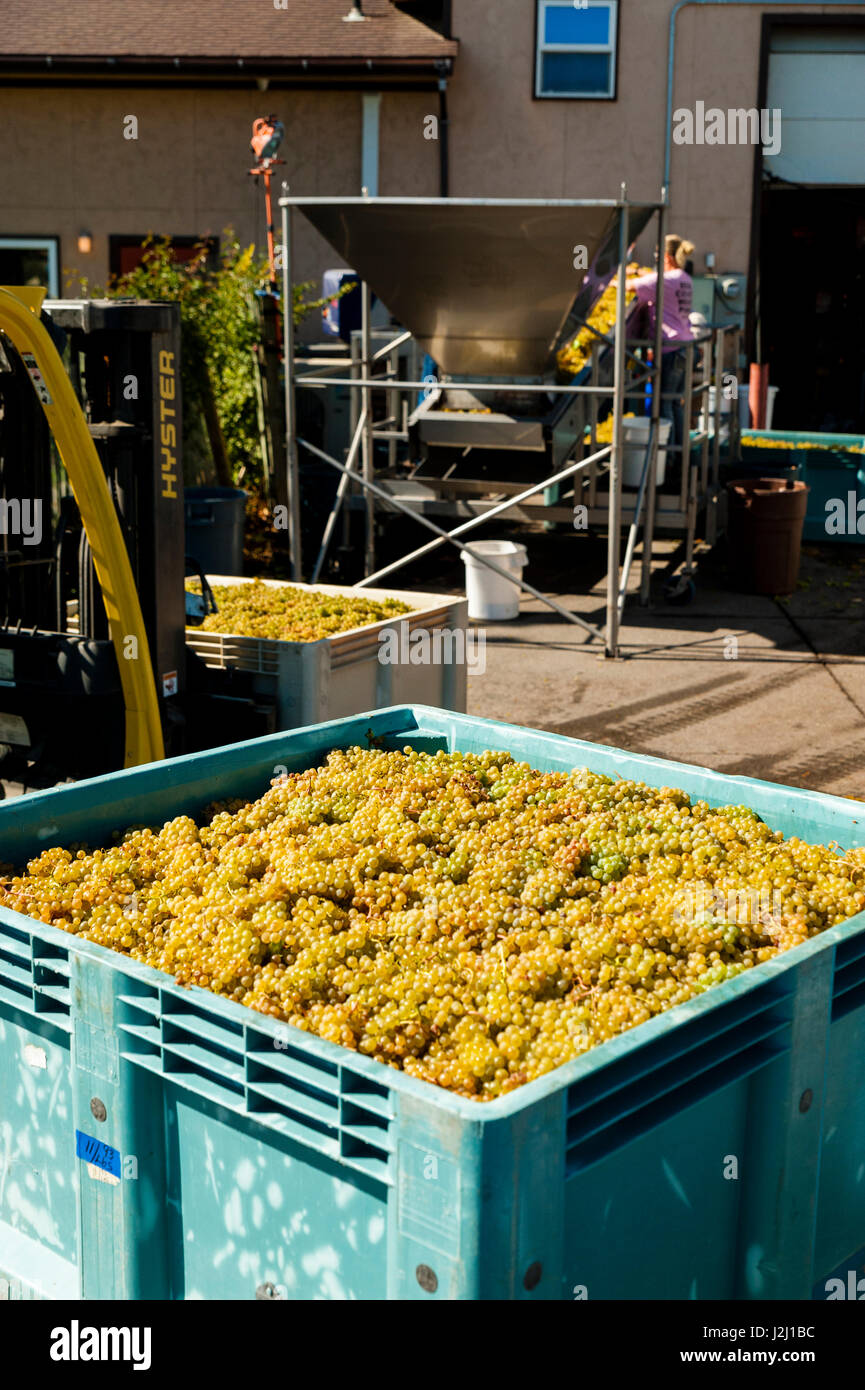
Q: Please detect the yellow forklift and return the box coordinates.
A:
[0,285,271,788]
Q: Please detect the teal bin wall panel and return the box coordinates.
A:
[1,705,864,1300]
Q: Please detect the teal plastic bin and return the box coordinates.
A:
[1,706,864,1301]
[738,431,865,543]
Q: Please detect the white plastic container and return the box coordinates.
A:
[699,385,733,434]
[737,385,779,431]
[765,385,779,430]
[700,386,735,439]
[461,541,527,621]
[621,417,672,489]
[739,392,751,430]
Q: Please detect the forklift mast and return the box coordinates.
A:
[45,299,188,714]
[0,291,274,787]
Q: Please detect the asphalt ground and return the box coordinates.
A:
[378,520,865,799]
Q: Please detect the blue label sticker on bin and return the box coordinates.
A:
[75,1130,121,1178]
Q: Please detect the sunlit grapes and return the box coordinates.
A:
[187,578,411,642]
[3,747,864,1101]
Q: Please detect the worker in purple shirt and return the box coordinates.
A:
[627,234,696,460]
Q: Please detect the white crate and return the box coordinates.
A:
[186,576,470,729]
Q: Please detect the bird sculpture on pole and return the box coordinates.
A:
[251,115,285,168]
[249,116,286,290]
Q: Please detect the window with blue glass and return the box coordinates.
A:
[535,1,618,99]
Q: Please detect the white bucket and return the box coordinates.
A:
[765,385,779,431]
[700,386,735,438]
[737,385,778,431]
[461,540,527,621]
[699,385,732,434]
[621,417,672,489]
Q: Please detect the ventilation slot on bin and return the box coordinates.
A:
[832,936,865,1021]
[118,986,163,1061]
[565,987,790,1175]
[32,943,71,1021]
[246,1065,340,1158]
[337,1074,394,1182]
[119,994,392,1179]
[0,922,33,1011]
[186,632,281,676]
[160,1006,247,1111]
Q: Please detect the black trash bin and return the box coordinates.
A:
[184,487,247,576]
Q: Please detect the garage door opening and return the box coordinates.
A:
[760,186,865,433]
[756,22,865,433]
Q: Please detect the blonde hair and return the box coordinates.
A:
[666,234,695,268]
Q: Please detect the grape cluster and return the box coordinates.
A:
[187,579,411,642]
[3,747,864,1101]
[557,264,649,377]
[585,413,636,446]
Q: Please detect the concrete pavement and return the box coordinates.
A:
[402,527,865,798]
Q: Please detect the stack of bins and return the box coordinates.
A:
[0,706,864,1301]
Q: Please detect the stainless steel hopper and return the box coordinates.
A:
[287,197,655,378]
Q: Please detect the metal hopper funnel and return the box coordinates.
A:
[284,197,656,378]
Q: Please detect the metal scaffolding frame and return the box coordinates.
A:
[280,191,737,658]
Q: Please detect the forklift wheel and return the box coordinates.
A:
[664,575,696,606]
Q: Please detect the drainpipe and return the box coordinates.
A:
[361,91,381,194]
[436,64,450,198]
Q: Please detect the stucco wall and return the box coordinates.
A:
[448,0,865,270]
[1,2,864,293]
[0,84,438,293]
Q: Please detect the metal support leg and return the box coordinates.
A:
[679,341,694,518]
[685,463,698,578]
[311,407,368,583]
[588,342,600,509]
[641,190,667,606]
[619,420,656,616]
[361,281,375,577]
[281,202,303,580]
[387,349,398,470]
[605,194,630,658]
[706,326,724,545]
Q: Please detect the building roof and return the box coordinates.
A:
[0,0,458,69]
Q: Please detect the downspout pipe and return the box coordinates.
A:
[435,60,450,197]
[665,0,861,195]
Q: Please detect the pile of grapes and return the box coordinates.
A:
[740,436,865,454]
[557,263,649,378]
[4,746,864,1101]
[187,578,412,642]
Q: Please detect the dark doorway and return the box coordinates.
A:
[108,235,219,280]
[760,186,865,433]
